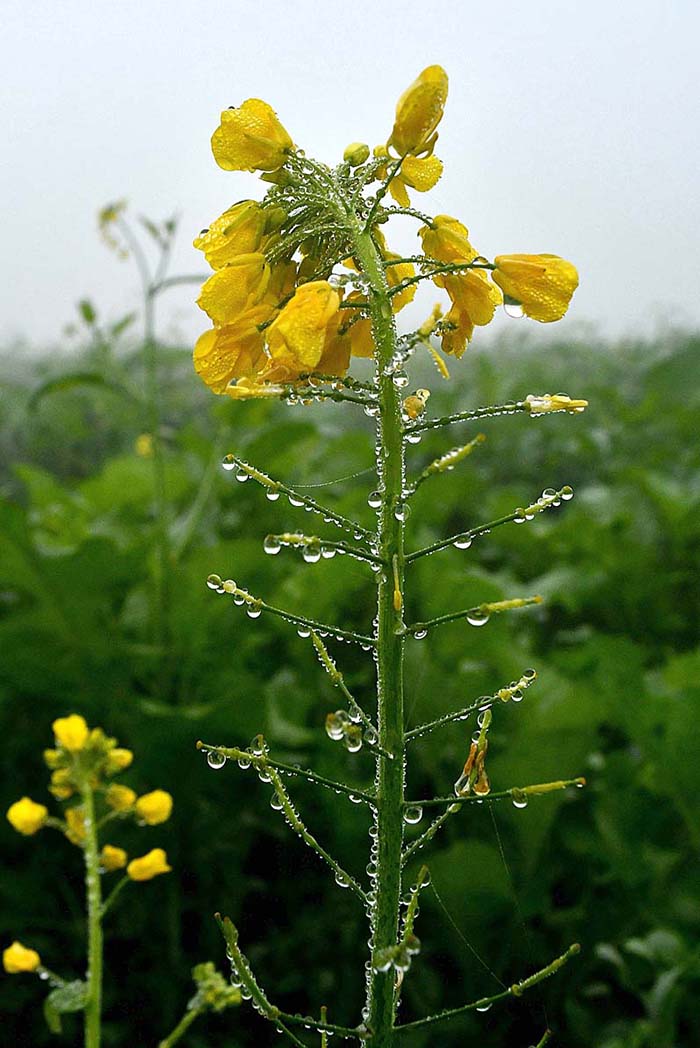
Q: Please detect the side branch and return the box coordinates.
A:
[196,741,376,805]
[395,943,581,1034]
[222,453,376,543]
[207,575,375,647]
[406,669,538,742]
[409,778,587,809]
[406,485,573,563]
[406,596,543,637]
[407,393,588,435]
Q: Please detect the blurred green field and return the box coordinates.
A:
[1,319,699,1047]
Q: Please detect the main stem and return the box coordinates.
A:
[82,785,103,1048]
[350,222,405,1047]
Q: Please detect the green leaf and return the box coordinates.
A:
[28,372,139,411]
[43,981,87,1034]
[77,298,97,326]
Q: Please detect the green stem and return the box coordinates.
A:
[82,786,103,1048]
[348,214,406,1047]
[157,1007,202,1048]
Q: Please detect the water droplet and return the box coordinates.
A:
[403,805,423,825]
[453,534,472,549]
[221,454,236,471]
[394,501,410,522]
[542,487,557,499]
[265,489,280,501]
[235,468,250,483]
[513,508,526,524]
[413,628,427,640]
[560,485,574,500]
[466,608,490,627]
[406,431,422,444]
[288,495,304,507]
[511,689,524,702]
[246,605,262,618]
[334,870,351,889]
[237,755,251,770]
[364,725,378,746]
[503,298,524,319]
[321,545,336,559]
[207,750,227,770]
[393,370,409,388]
[522,667,537,680]
[250,734,267,756]
[302,542,321,564]
[511,789,528,809]
[476,1000,493,1012]
[344,726,363,753]
[206,573,223,590]
[270,792,284,811]
[263,535,281,555]
[367,490,382,509]
[477,710,490,727]
[325,711,350,741]
[297,627,311,638]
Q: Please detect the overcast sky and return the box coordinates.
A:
[2,0,698,349]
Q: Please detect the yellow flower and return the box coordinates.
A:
[65,806,86,845]
[6,797,48,836]
[194,303,270,395]
[420,215,476,263]
[197,254,269,327]
[389,154,443,207]
[127,848,172,882]
[388,65,449,156]
[194,201,265,270]
[3,941,41,974]
[49,769,75,800]
[53,714,89,752]
[105,784,137,812]
[436,272,502,358]
[100,845,128,872]
[492,254,579,322]
[135,790,173,826]
[267,281,340,371]
[211,99,293,172]
[135,434,154,458]
[105,748,134,774]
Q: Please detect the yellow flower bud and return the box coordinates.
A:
[49,769,75,800]
[211,99,293,173]
[420,215,475,264]
[53,714,89,752]
[127,848,172,882]
[3,941,41,973]
[193,201,266,270]
[197,254,269,327]
[6,797,48,836]
[43,748,63,769]
[100,845,128,872]
[343,142,370,166]
[389,65,449,156]
[105,748,134,774]
[65,806,87,845]
[492,254,579,323]
[105,784,137,812]
[267,281,340,371]
[135,434,154,458]
[524,393,588,415]
[134,790,173,826]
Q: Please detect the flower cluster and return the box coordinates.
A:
[193,65,579,400]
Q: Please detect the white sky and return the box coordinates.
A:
[2,0,699,349]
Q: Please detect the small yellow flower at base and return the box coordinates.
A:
[105,784,137,812]
[403,389,430,420]
[389,65,449,156]
[53,714,89,752]
[135,434,154,458]
[492,254,579,322]
[135,790,173,826]
[65,806,87,845]
[211,99,293,173]
[7,797,48,836]
[127,848,172,882]
[267,281,340,372]
[105,748,134,774]
[100,845,128,872]
[3,942,41,974]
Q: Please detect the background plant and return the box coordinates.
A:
[1,100,699,1048]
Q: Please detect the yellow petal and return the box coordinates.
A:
[197,254,269,326]
[134,790,173,826]
[127,848,172,882]
[267,281,340,371]
[193,201,265,269]
[400,154,443,192]
[420,214,475,263]
[6,797,48,836]
[389,65,449,156]
[492,254,579,322]
[53,714,89,752]
[3,941,41,974]
[194,304,270,395]
[211,99,293,172]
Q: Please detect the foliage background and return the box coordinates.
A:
[1,294,699,1047]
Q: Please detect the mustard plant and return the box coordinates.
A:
[194,66,587,1046]
[4,714,239,1046]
